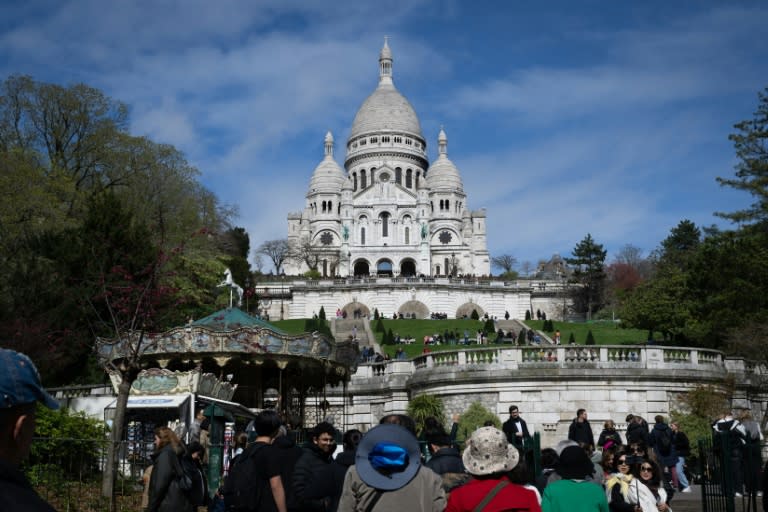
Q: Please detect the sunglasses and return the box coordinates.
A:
[640,466,653,471]
[618,459,628,465]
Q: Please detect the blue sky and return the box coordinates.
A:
[1,1,767,271]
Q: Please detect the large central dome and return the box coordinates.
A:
[348,39,423,141]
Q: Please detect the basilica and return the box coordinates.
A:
[285,40,490,278]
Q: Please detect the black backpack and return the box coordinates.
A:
[657,427,673,456]
[180,456,207,507]
[222,443,267,511]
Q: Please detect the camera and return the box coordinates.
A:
[625,455,644,465]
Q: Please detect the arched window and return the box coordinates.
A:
[380,212,390,237]
[360,169,367,188]
[370,167,376,184]
[395,167,402,184]
[436,265,441,275]
[353,173,357,191]
[439,200,444,210]
[361,227,366,245]
[406,169,413,188]
[445,199,449,210]
[322,201,326,213]
[405,227,410,245]
[328,201,332,212]
[415,170,420,189]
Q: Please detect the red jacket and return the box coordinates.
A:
[446,477,542,512]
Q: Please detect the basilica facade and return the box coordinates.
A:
[285,40,490,278]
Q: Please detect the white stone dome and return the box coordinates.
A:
[427,129,464,192]
[308,132,346,194]
[350,85,423,140]
[348,40,423,141]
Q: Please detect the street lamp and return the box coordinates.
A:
[280,272,286,320]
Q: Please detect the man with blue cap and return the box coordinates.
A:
[0,348,60,511]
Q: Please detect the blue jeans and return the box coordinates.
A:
[675,456,690,489]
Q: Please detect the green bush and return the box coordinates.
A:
[374,308,380,320]
[586,330,595,345]
[471,309,480,320]
[568,332,576,344]
[375,317,385,333]
[318,306,326,320]
[407,394,446,434]
[525,310,532,320]
[454,402,501,448]
[28,405,107,480]
[304,269,321,279]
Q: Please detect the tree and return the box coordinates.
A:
[657,220,701,270]
[492,254,518,279]
[716,87,768,230]
[519,261,533,277]
[619,265,694,344]
[566,234,607,319]
[256,239,291,274]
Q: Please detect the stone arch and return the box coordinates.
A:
[400,259,416,277]
[398,300,430,319]
[342,301,371,319]
[456,302,484,319]
[376,259,393,276]
[353,260,370,276]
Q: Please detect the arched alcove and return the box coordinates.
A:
[398,300,430,319]
[456,302,484,319]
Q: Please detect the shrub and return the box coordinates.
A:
[407,394,446,434]
[586,330,595,345]
[374,308,380,320]
[29,405,107,480]
[375,317,385,333]
[304,269,321,279]
[454,402,501,448]
[483,318,495,334]
[471,309,480,320]
[318,306,326,320]
[568,332,576,344]
[525,310,532,320]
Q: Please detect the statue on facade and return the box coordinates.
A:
[342,224,349,241]
[421,223,428,240]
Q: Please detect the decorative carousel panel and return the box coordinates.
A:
[287,337,313,355]
[316,339,332,357]
[265,335,286,352]
[190,330,216,351]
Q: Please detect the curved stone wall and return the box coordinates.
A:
[325,345,766,448]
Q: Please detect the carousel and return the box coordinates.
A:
[96,270,359,492]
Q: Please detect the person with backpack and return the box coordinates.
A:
[147,426,193,512]
[648,416,678,493]
[222,410,287,512]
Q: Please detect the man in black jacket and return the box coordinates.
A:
[502,405,531,448]
[293,422,337,511]
[567,408,595,451]
[0,349,60,512]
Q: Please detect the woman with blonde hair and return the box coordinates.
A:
[147,426,193,512]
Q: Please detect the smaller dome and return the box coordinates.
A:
[309,131,346,194]
[427,129,464,192]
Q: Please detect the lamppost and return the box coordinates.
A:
[280,272,286,320]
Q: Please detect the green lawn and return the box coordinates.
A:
[272,317,662,359]
[526,320,661,346]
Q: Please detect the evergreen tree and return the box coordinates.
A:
[568,332,576,344]
[566,234,607,320]
[525,310,532,321]
[319,306,326,321]
[471,309,480,320]
[375,317,385,333]
[374,308,379,320]
[586,330,595,345]
[386,328,395,346]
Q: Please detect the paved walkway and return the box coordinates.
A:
[669,485,703,512]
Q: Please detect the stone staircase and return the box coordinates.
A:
[495,319,555,344]
[331,318,381,353]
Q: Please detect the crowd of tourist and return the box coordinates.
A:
[1,348,766,512]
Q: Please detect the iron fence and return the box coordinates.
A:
[698,433,764,512]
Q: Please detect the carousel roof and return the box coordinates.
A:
[191,307,285,333]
